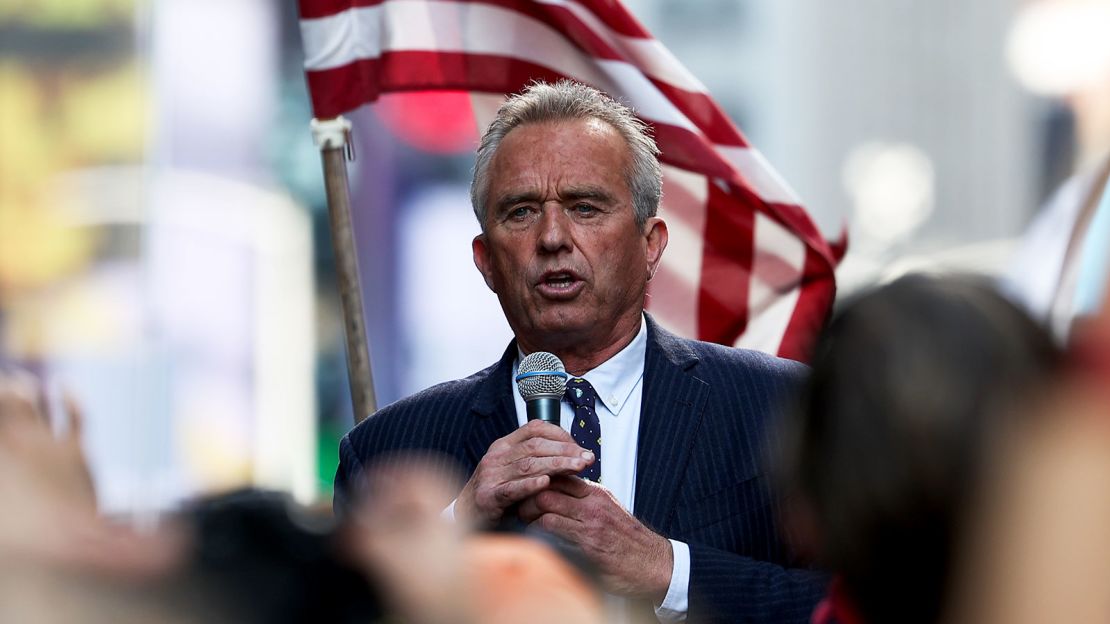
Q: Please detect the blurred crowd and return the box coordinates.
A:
[0,365,607,623]
[1,266,1108,623]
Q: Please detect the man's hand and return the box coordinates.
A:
[455,420,595,525]
[518,476,673,601]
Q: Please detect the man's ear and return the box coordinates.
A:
[643,217,669,281]
[472,234,497,292]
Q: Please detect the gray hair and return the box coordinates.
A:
[470,80,663,230]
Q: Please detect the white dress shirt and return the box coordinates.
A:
[444,316,690,622]
[508,317,690,623]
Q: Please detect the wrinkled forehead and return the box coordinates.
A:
[496,114,618,141]
[488,118,632,188]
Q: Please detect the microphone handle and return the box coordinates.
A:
[525,396,561,425]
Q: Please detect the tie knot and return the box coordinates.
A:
[564,377,598,408]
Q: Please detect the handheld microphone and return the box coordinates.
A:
[514,352,568,425]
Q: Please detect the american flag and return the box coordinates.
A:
[298,0,842,361]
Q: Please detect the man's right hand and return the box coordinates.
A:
[455,420,594,525]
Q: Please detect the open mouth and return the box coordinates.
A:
[543,272,577,288]
[536,271,583,298]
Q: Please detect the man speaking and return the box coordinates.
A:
[335,81,824,623]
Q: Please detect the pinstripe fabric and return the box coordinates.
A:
[335,316,826,623]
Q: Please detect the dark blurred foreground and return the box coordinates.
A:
[0,370,606,623]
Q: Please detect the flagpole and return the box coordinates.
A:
[311,116,377,424]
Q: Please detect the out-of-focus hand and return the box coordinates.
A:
[518,476,673,601]
[0,370,96,546]
[348,460,472,624]
[455,420,594,525]
[0,369,185,578]
[0,372,96,511]
[348,459,606,624]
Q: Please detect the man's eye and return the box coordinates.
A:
[574,203,597,215]
[509,206,530,219]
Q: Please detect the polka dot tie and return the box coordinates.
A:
[565,378,601,482]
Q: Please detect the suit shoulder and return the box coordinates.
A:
[345,359,501,444]
[687,338,809,381]
[383,363,495,413]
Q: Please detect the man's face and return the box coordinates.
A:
[472,118,667,356]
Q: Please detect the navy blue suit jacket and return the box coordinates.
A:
[335,317,825,623]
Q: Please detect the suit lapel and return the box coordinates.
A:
[461,326,710,533]
[464,341,520,471]
[634,318,709,533]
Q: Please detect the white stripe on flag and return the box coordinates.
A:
[648,165,708,337]
[594,60,697,133]
[733,212,805,353]
[533,0,708,93]
[300,4,382,69]
[657,165,709,292]
[469,92,508,141]
[716,146,803,206]
[302,1,699,132]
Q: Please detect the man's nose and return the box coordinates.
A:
[537,205,572,252]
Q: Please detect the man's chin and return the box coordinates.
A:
[522,315,595,350]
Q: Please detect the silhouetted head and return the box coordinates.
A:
[782,274,1060,624]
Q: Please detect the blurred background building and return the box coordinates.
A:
[1,0,1107,512]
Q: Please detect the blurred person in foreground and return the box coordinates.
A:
[336,79,825,623]
[0,371,601,624]
[779,275,1061,624]
[947,279,1110,624]
[351,457,606,624]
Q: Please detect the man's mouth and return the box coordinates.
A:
[544,272,575,287]
[536,271,584,298]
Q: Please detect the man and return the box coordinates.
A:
[335,80,824,623]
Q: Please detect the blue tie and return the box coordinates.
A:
[565,378,601,482]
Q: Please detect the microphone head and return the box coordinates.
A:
[515,351,568,401]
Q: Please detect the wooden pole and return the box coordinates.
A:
[311,117,377,424]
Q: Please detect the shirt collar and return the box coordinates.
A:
[513,315,647,417]
[581,316,646,416]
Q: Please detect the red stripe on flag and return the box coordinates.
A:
[776,247,836,361]
[299,0,653,38]
[479,0,651,59]
[650,123,739,179]
[761,198,836,266]
[697,179,754,344]
[298,0,382,20]
[305,61,378,120]
[648,78,747,148]
[305,52,568,118]
[573,0,653,38]
[449,0,660,40]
